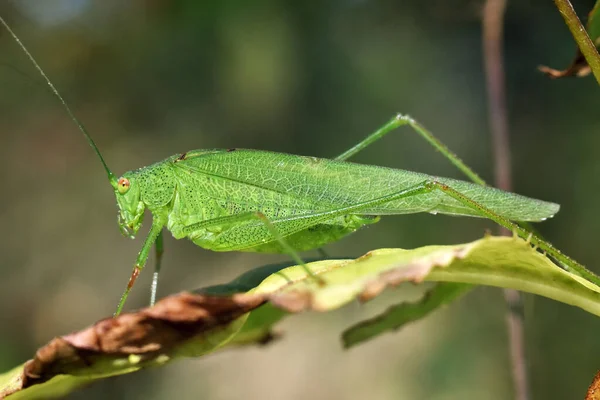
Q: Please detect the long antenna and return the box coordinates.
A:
[0,16,118,188]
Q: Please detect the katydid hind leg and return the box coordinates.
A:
[281,177,594,286]
[344,127,581,281]
[149,230,164,307]
[423,181,599,286]
[293,179,595,286]
[115,216,167,316]
[335,114,542,237]
[335,114,486,186]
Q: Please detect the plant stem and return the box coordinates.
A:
[482,1,530,399]
[553,0,600,85]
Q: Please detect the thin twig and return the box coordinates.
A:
[483,1,511,193]
[482,1,530,400]
[553,0,600,85]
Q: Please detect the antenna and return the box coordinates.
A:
[0,16,118,188]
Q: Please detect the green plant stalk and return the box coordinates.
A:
[554,0,600,85]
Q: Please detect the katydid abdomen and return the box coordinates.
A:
[119,149,558,254]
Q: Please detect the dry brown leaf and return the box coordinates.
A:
[1,292,266,398]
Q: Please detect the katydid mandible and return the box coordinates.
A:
[2,17,597,316]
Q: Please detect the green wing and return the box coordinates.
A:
[171,149,559,222]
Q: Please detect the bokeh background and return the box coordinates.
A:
[1,0,599,399]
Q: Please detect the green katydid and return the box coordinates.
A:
[2,17,598,316]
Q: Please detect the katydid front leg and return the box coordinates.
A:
[115,214,167,316]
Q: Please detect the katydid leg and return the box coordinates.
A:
[336,114,486,186]
[115,216,167,316]
[328,114,487,259]
[424,181,599,285]
[295,179,596,286]
[317,248,330,259]
[316,180,596,285]
[181,211,322,282]
[149,230,164,307]
[337,115,543,237]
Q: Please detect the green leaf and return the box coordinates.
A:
[342,283,472,348]
[2,236,600,399]
[587,1,600,43]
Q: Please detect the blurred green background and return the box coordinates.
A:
[1,0,599,399]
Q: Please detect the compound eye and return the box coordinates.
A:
[117,177,130,194]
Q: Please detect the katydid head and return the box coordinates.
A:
[115,173,145,239]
